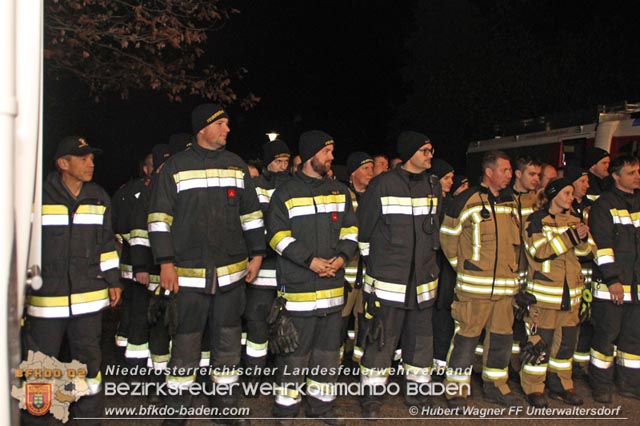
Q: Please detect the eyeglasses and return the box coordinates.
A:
[419,147,435,156]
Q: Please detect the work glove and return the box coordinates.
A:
[520,339,548,365]
[513,291,537,321]
[579,288,592,323]
[164,294,179,337]
[268,314,299,354]
[266,295,287,325]
[360,295,385,351]
[147,295,165,326]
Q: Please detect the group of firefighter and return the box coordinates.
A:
[25,102,640,426]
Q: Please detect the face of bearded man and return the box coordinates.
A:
[310,145,334,176]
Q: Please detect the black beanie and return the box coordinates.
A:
[298,130,334,163]
[152,144,172,171]
[451,175,469,195]
[545,177,574,202]
[397,131,431,162]
[429,158,454,179]
[564,165,588,183]
[191,104,229,134]
[347,151,374,175]
[583,147,609,169]
[168,133,193,154]
[263,139,290,166]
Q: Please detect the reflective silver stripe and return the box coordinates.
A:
[86,372,102,395]
[275,236,296,255]
[482,368,508,380]
[218,269,248,287]
[548,358,572,370]
[27,305,70,318]
[573,352,590,362]
[148,222,170,232]
[275,394,301,406]
[358,241,370,256]
[522,364,547,375]
[178,276,206,288]
[253,269,277,287]
[71,298,110,315]
[246,340,268,358]
[315,203,346,214]
[616,351,640,369]
[129,237,150,247]
[176,177,245,193]
[73,214,104,225]
[285,295,344,312]
[167,375,196,390]
[590,349,614,369]
[125,342,150,359]
[212,370,240,384]
[42,215,69,226]
[591,284,633,302]
[404,363,432,384]
[289,205,316,218]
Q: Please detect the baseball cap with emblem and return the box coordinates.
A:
[54,136,103,160]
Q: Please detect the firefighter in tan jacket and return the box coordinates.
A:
[440,150,521,407]
[520,177,596,408]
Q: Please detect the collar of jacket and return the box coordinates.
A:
[611,185,638,202]
[296,169,326,186]
[191,142,225,158]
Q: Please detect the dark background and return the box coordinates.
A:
[43,0,640,193]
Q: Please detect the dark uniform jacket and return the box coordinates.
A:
[589,187,640,303]
[148,143,265,294]
[251,169,291,289]
[357,167,441,308]
[112,177,148,281]
[266,171,358,316]
[31,172,120,318]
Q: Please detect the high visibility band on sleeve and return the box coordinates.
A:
[591,284,633,301]
[417,280,438,303]
[252,268,277,287]
[595,248,615,266]
[120,263,133,280]
[129,236,150,247]
[115,335,128,347]
[148,212,173,226]
[358,241,370,256]
[246,340,269,358]
[240,210,264,231]
[217,259,249,287]
[339,226,358,242]
[100,251,119,271]
[550,235,568,256]
[256,187,274,203]
[270,230,295,254]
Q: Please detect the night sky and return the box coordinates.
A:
[44,0,640,193]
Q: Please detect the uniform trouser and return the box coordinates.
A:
[520,305,579,394]
[341,286,363,362]
[273,311,342,418]
[445,295,514,397]
[115,280,132,349]
[243,287,276,369]
[574,320,593,367]
[164,285,245,413]
[360,302,434,407]
[124,282,151,367]
[590,300,640,391]
[147,290,172,372]
[432,305,454,367]
[21,313,103,425]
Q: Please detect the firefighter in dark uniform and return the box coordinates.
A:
[22,136,121,425]
[584,147,610,202]
[243,139,291,377]
[267,130,357,423]
[430,158,456,378]
[520,177,595,408]
[358,131,441,416]
[148,104,265,426]
[588,154,640,403]
[112,152,152,351]
[440,150,521,407]
[112,153,154,365]
[343,151,374,363]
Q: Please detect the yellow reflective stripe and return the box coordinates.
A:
[240,210,264,231]
[283,287,343,302]
[42,204,68,215]
[522,363,548,375]
[86,371,102,395]
[339,226,358,241]
[147,212,173,226]
[596,248,615,266]
[549,235,568,256]
[275,385,300,399]
[270,230,295,254]
[100,250,119,271]
[76,205,106,215]
[314,194,346,205]
[70,288,109,304]
[549,357,573,371]
[306,378,335,396]
[130,229,148,239]
[29,294,69,307]
[175,267,206,277]
[358,241,370,256]
[167,374,197,390]
[285,197,314,210]
[173,168,244,182]
[217,259,249,286]
[482,366,508,380]
[472,215,481,261]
